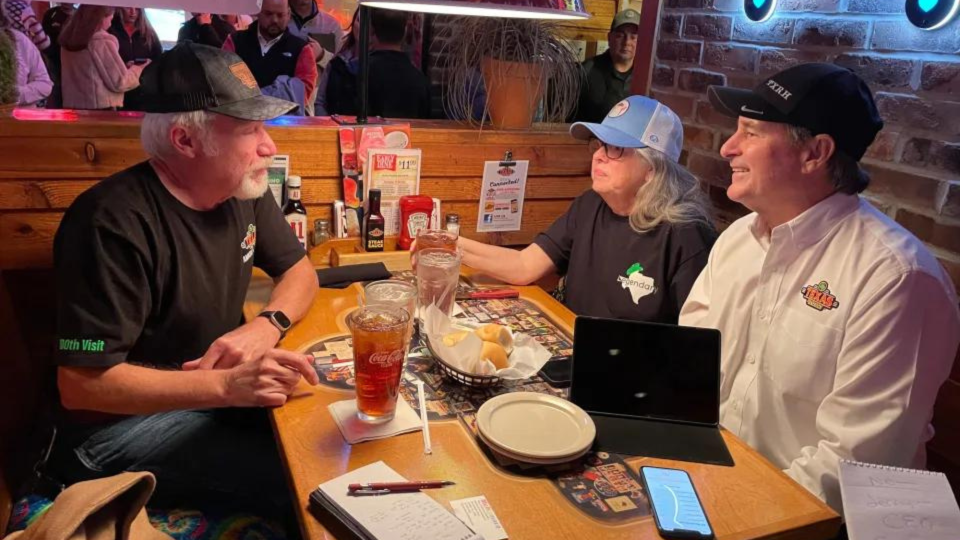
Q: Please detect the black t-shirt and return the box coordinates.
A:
[533,190,715,323]
[54,161,305,369]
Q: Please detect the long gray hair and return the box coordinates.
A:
[629,147,712,233]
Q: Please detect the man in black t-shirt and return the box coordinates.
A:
[49,43,318,520]
[458,96,715,324]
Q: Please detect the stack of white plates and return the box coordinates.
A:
[475,392,597,464]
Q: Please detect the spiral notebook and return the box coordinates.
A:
[309,461,480,540]
[839,460,960,540]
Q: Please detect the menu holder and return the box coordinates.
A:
[309,461,480,540]
[839,459,960,540]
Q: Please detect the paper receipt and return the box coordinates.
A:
[450,496,508,540]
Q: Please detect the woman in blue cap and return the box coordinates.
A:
[458,96,716,323]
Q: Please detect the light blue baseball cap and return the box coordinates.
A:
[570,95,684,163]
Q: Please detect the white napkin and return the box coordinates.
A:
[425,305,552,380]
[329,397,423,444]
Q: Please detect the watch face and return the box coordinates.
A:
[273,311,292,329]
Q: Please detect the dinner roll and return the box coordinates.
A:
[442,330,471,347]
[479,341,509,371]
[474,323,514,353]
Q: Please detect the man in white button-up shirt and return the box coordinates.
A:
[679,63,960,513]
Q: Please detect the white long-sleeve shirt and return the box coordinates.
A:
[680,192,960,514]
[9,28,51,105]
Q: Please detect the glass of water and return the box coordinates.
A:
[415,248,462,332]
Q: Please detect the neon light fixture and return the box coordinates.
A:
[744,0,777,22]
[906,0,959,30]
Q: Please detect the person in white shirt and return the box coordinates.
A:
[679,63,960,514]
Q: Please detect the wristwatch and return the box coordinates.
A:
[258,310,292,338]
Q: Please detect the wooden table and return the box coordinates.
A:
[246,274,841,540]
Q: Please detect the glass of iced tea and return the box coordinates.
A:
[348,305,410,423]
[363,280,416,350]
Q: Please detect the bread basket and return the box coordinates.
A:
[424,334,503,388]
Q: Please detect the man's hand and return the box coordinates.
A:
[183,317,281,371]
[307,38,325,62]
[197,13,212,25]
[222,349,320,407]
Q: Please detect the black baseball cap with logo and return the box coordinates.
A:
[708,63,883,161]
[139,42,296,121]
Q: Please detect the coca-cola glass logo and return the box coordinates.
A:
[368,349,404,367]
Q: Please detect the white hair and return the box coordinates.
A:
[140,111,218,159]
[628,147,712,234]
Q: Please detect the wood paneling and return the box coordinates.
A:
[0,212,62,269]
[0,115,590,271]
[0,180,98,209]
[556,0,619,42]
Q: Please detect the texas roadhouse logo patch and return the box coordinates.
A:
[800,280,839,311]
[240,224,256,262]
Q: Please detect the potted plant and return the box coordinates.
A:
[0,27,18,111]
[435,17,582,129]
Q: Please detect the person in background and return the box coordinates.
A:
[2,23,52,105]
[224,0,317,116]
[314,6,357,116]
[108,7,160,111]
[326,8,429,119]
[41,2,76,108]
[457,96,716,323]
[221,13,252,33]
[59,5,148,110]
[178,13,235,48]
[1,0,50,51]
[680,63,960,514]
[287,0,342,65]
[572,9,638,123]
[108,7,161,64]
[48,42,316,530]
[287,0,343,115]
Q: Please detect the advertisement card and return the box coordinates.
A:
[476,160,528,233]
[266,155,289,207]
[367,148,422,201]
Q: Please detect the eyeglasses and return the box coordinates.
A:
[589,139,627,160]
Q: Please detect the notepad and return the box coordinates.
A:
[839,460,960,540]
[310,461,480,540]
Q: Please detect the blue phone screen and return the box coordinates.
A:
[644,467,712,536]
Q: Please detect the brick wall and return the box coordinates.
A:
[652,0,960,292]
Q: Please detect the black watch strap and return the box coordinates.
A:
[258,310,291,338]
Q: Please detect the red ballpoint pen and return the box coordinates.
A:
[348,481,456,495]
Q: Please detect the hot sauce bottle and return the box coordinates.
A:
[364,189,385,252]
[283,175,308,251]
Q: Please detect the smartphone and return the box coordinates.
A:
[640,466,715,539]
[133,58,149,65]
[538,357,571,387]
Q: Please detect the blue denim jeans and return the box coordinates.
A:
[50,408,293,518]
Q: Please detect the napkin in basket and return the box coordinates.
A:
[423,305,551,380]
